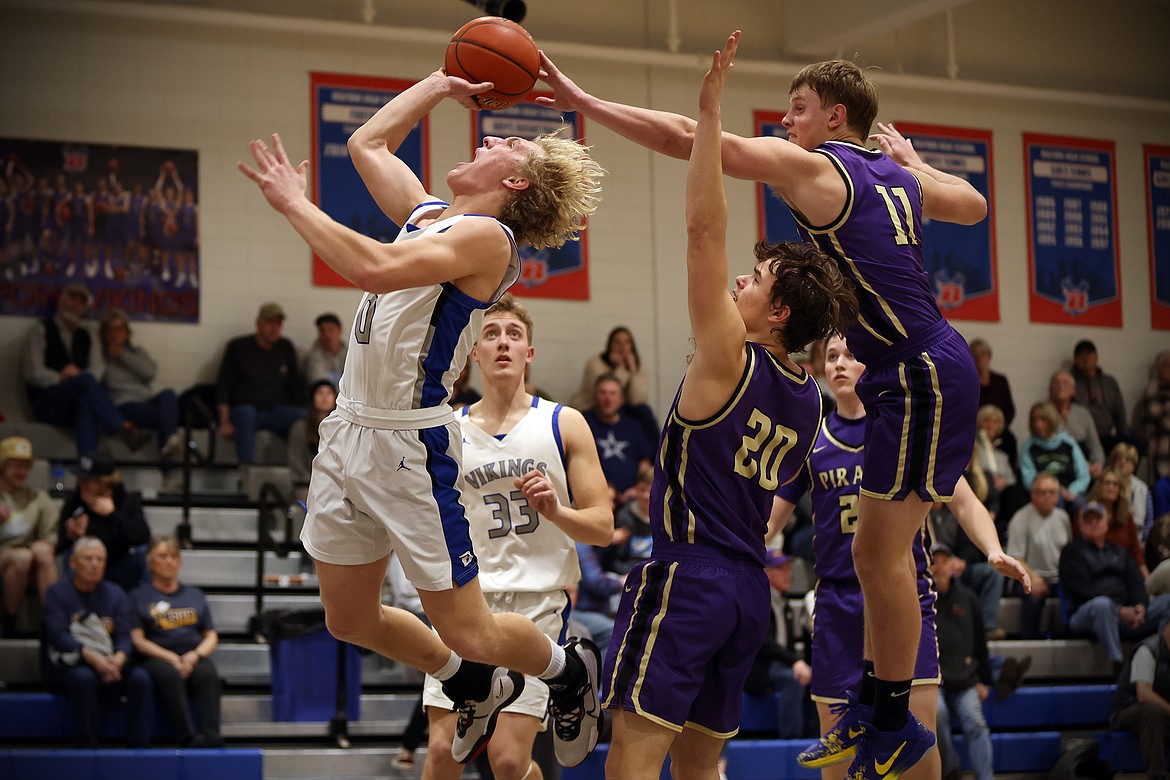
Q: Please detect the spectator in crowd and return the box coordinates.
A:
[1110,616,1170,780]
[98,308,184,466]
[797,338,833,410]
[743,550,811,740]
[1157,474,1170,527]
[975,405,1018,495]
[1138,349,1170,480]
[573,540,623,660]
[449,357,481,409]
[1072,339,1131,453]
[1048,369,1105,479]
[1148,514,1170,598]
[570,326,658,444]
[1079,468,1147,578]
[302,312,348,388]
[970,337,1016,429]
[22,283,148,457]
[286,379,338,497]
[0,436,58,635]
[1111,442,1155,541]
[930,542,995,780]
[1005,473,1072,638]
[215,302,306,465]
[1059,501,1170,672]
[975,402,1020,481]
[44,536,153,748]
[605,463,654,575]
[130,535,222,748]
[56,453,150,592]
[581,373,654,498]
[1020,400,1090,509]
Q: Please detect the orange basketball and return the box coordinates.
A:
[444,17,539,110]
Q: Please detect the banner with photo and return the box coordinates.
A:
[310,72,429,288]
[1024,133,1121,327]
[1146,144,1170,331]
[753,111,801,244]
[472,98,589,300]
[894,123,998,321]
[0,138,199,323]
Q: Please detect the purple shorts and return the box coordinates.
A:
[601,545,770,737]
[810,579,940,703]
[855,321,978,503]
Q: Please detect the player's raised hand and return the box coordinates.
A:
[987,550,1031,594]
[698,31,739,113]
[432,68,494,110]
[237,133,310,215]
[535,52,585,112]
[869,122,924,168]
[515,469,561,519]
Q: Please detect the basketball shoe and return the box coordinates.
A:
[448,665,524,764]
[798,691,872,767]
[547,637,602,767]
[845,712,936,779]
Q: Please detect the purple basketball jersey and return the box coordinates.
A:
[652,342,823,566]
[790,141,943,364]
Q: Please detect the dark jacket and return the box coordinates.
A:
[215,334,303,410]
[1058,537,1147,612]
[935,580,992,691]
[56,484,150,566]
[744,595,807,695]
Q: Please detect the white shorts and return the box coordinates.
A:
[422,589,571,721]
[300,414,479,591]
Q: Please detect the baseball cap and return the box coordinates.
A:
[1081,501,1107,518]
[1074,339,1097,355]
[930,542,954,557]
[0,436,34,462]
[71,453,120,481]
[764,550,790,567]
[257,302,285,321]
[62,282,92,303]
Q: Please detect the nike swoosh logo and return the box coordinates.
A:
[848,727,864,739]
[875,741,906,775]
[624,584,634,592]
[891,689,909,697]
[813,445,828,453]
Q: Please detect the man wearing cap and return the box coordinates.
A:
[55,453,150,592]
[214,302,306,464]
[21,283,148,457]
[744,550,811,740]
[1071,340,1132,454]
[0,436,58,634]
[1060,500,1170,671]
[302,312,348,387]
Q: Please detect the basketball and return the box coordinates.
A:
[445,17,539,110]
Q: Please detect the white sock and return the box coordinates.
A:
[431,650,462,681]
[537,636,566,680]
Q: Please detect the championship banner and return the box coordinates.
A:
[0,137,200,323]
[311,72,429,288]
[1024,133,1121,327]
[1146,144,1170,331]
[753,111,801,244]
[894,123,998,321]
[472,98,589,300]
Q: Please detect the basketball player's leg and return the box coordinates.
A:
[903,685,940,780]
[421,707,463,780]
[315,556,452,672]
[606,710,677,779]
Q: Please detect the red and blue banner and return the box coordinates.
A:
[0,137,199,323]
[310,72,429,288]
[1145,144,1170,331]
[472,97,589,300]
[894,123,998,322]
[753,111,802,245]
[1024,133,1121,327]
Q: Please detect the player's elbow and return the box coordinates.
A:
[958,193,988,225]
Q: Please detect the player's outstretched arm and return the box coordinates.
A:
[347,70,492,226]
[869,121,987,225]
[678,33,751,419]
[513,406,614,546]
[950,475,1032,593]
[238,134,510,295]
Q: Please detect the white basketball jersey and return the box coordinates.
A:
[459,397,581,592]
[338,201,520,412]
